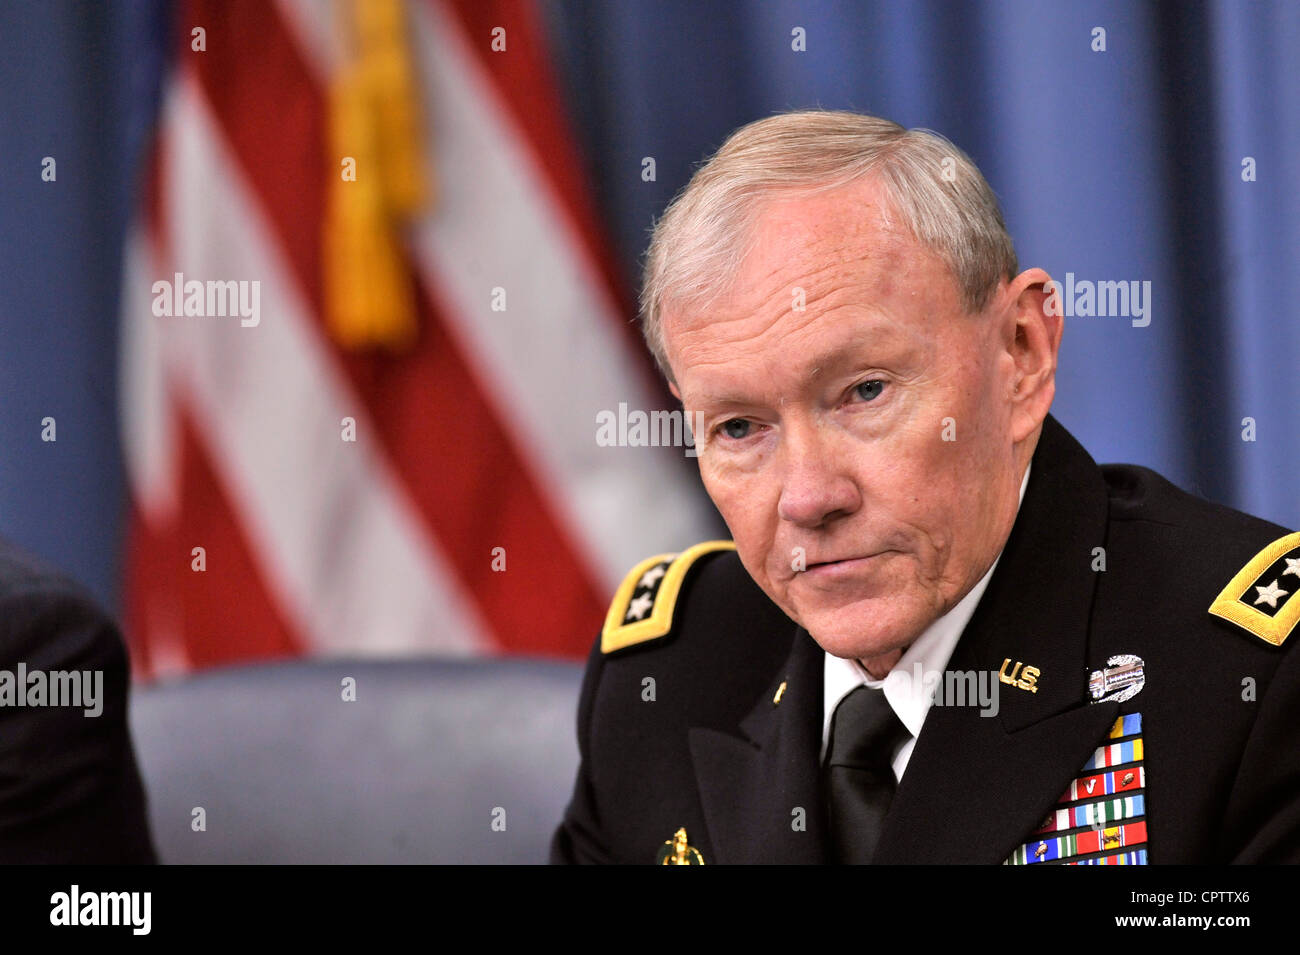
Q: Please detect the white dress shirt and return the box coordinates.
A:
[821,463,1031,780]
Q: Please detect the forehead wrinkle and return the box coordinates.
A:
[694,257,859,354]
[752,251,914,344]
[675,285,921,405]
[685,309,909,410]
[794,311,918,381]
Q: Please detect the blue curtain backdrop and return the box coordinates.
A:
[0,0,169,611]
[545,0,1300,515]
[0,0,1296,616]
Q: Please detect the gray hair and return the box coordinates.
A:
[639,109,1019,381]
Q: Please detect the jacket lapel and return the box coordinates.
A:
[874,416,1120,864]
[688,626,829,863]
[873,696,1119,863]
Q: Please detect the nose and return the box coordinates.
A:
[776,421,862,528]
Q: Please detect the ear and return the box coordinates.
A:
[996,268,1062,444]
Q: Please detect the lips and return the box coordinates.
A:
[801,554,880,576]
[806,550,882,568]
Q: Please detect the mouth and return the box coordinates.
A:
[801,554,885,579]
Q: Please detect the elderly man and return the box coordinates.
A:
[551,110,1300,865]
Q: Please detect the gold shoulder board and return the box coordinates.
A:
[1209,531,1300,646]
[601,541,736,654]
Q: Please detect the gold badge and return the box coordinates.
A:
[655,827,705,865]
[998,658,1041,693]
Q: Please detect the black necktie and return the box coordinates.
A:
[824,685,910,864]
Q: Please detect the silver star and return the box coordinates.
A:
[638,564,668,590]
[1254,579,1289,609]
[625,592,655,621]
[1283,557,1300,579]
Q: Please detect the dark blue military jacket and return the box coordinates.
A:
[552,415,1300,864]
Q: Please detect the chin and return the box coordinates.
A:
[796,598,930,662]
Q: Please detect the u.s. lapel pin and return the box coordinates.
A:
[655,827,705,865]
[773,680,788,705]
[1088,654,1146,703]
[998,658,1041,693]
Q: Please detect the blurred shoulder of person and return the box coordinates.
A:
[0,536,156,863]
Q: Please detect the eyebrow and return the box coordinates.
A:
[795,337,902,386]
[686,327,915,408]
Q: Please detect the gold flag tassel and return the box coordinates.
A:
[323,0,431,351]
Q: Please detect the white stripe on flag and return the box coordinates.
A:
[139,71,492,656]
[273,0,337,79]
[120,228,191,677]
[121,227,180,522]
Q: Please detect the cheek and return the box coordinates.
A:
[873,446,963,558]
[700,462,780,563]
[699,450,771,506]
[699,465,743,530]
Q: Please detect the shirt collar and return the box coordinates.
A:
[822,462,1032,751]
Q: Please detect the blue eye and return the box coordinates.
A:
[721,418,751,439]
[856,380,885,401]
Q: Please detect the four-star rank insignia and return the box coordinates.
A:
[1209,531,1300,647]
[656,827,705,865]
[601,541,736,654]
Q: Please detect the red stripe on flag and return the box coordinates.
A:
[124,411,302,678]
[122,508,163,681]
[180,0,606,656]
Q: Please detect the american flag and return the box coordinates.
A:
[119,0,714,678]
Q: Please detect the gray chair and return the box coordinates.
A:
[127,657,584,863]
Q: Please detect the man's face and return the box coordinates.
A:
[663,177,1031,666]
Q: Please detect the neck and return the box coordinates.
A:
[859,647,904,681]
